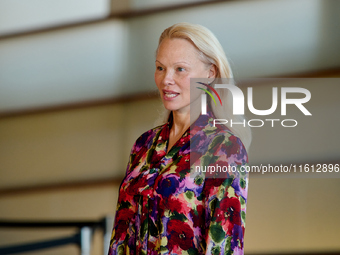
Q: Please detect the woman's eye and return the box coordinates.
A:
[177,67,185,72]
[156,66,164,71]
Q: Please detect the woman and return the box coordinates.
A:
[108,22,251,255]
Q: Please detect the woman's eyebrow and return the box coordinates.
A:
[155,60,190,65]
[174,61,190,65]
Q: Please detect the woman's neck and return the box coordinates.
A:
[166,106,200,153]
[171,111,190,137]
[171,107,200,137]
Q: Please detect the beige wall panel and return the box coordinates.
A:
[245,178,340,253]
[245,79,340,165]
[0,185,118,220]
[1,105,126,188]
[0,98,162,189]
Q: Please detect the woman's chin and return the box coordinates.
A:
[163,105,178,112]
[161,101,178,111]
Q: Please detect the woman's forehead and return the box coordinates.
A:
[156,38,201,63]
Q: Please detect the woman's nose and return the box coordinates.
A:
[162,70,175,85]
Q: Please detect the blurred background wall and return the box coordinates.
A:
[0,0,339,254]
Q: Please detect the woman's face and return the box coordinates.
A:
[155,38,215,115]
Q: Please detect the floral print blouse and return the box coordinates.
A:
[108,111,249,255]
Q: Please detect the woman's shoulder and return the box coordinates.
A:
[193,116,248,161]
[214,125,248,158]
[137,123,166,140]
[132,123,168,150]
[196,115,242,142]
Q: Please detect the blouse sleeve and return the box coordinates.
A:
[201,132,249,254]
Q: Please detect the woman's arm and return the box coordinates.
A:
[201,132,249,254]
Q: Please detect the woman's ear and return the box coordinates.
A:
[208,64,217,84]
[208,64,217,78]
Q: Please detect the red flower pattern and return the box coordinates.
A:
[167,219,194,251]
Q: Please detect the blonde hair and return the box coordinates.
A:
[156,22,252,151]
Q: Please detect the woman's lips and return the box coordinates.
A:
[163,90,179,100]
